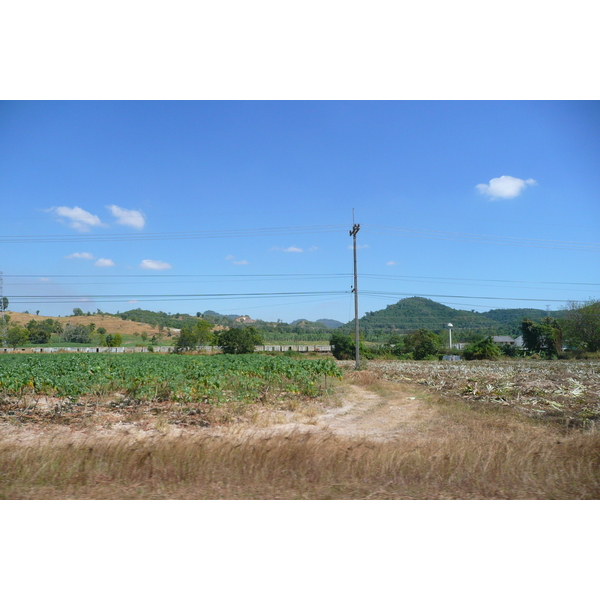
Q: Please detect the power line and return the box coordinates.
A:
[0,224,349,244]
[360,291,580,303]
[4,272,352,279]
[365,225,600,252]
[5,291,350,305]
[360,274,600,287]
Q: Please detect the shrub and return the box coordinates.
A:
[463,336,501,360]
[63,323,92,344]
[217,327,263,354]
[329,331,364,360]
[104,333,123,347]
[402,329,442,360]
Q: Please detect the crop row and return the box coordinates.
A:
[0,354,342,404]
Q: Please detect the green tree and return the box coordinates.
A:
[1,297,8,311]
[193,320,214,345]
[25,319,55,344]
[96,327,107,335]
[329,331,360,360]
[7,325,29,348]
[561,300,600,352]
[63,323,92,344]
[463,336,501,360]
[174,319,215,352]
[520,317,562,357]
[72,308,84,316]
[217,327,262,354]
[105,333,123,347]
[402,329,441,360]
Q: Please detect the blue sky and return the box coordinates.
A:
[1,100,599,323]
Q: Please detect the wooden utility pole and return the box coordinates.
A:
[0,272,7,348]
[349,222,360,369]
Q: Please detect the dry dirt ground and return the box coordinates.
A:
[0,375,447,447]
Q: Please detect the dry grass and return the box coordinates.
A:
[1,424,598,499]
[2,361,600,499]
[2,376,599,499]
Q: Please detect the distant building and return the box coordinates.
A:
[235,316,256,323]
[492,336,517,347]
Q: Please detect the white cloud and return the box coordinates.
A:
[95,258,115,267]
[308,246,319,252]
[270,246,304,252]
[140,259,172,270]
[107,205,145,229]
[52,206,105,232]
[65,252,94,260]
[476,175,537,200]
[225,255,248,265]
[386,261,397,266]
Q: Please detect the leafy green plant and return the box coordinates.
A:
[217,327,262,355]
[463,336,501,360]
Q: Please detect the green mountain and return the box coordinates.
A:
[344,296,564,341]
[484,308,567,334]
[316,318,344,329]
[111,298,566,344]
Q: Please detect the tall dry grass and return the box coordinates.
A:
[2,425,599,499]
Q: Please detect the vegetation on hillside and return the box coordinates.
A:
[3,297,599,359]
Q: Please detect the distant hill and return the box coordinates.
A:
[484,308,567,333]
[5,311,157,336]
[42,299,566,343]
[114,308,199,330]
[317,318,344,329]
[343,296,565,341]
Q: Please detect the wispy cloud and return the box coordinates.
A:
[226,255,248,265]
[127,300,139,304]
[51,206,105,232]
[107,205,146,229]
[476,175,537,200]
[308,246,319,252]
[386,261,397,266]
[95,258,115,267]
[270,246,304,253]
[65,252,94,260]
[39,278,51,282]
[140,259,172,270]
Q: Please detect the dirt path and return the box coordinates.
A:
[227,379,441,443]
[0,380,438,448]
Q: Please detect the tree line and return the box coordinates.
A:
[329,300,600,361]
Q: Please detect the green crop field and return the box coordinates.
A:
[0,353,342,405]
